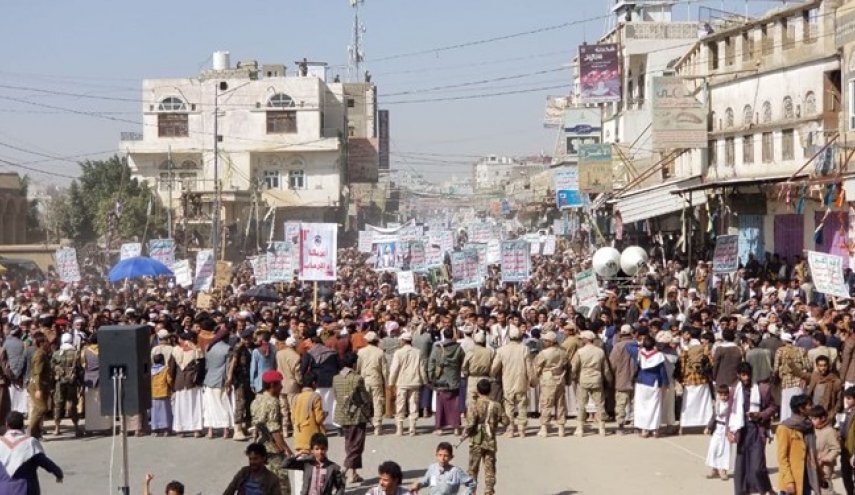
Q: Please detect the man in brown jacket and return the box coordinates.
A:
[609,325,637,434]
[276,336,302,437]
[805,355,842,418]
[712,329,742,387]
[841,330,855,388]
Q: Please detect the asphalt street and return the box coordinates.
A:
[36,420,835,495]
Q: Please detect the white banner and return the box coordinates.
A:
[429,230,454,254]
[284,222,301,248]
[148,239,176,268]
[173,259,193,288]
[267,241,293,282]
[807,250,850,299]
[299,223,337,281]
[542,235,557,256]
[486,239,501,265]
[358,230,374,254]
[120,242,142,260]
[397,270,416,294]
[249,255,269,285]
[193,249,215,292]
[55,247,81,283]
[575,269,599,308]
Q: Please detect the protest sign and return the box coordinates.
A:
[397,270,416,294]
[358,230,374,254]
[451,249,480,290]
[500,240,530,283]
[120,243,141,261]
[712,235,739,273]
[173,259,192,288]
[486,239,501,265]
[299,223,337,281]
[808,250,850,299]
[542,235,557,256]
[464,243,488,278]
[575,269,599,308]
[55,247,81,283]
[284,222,301,247]
[371,234,401,271]
[266,242,293,282]
[193,249,215,292]
[148,239,175,268]
[196,292,213,310]
[249,255,269,285]
[425,244,444,268]
[215,260,233,289]
[405,241,427,272]
[429,230,454,254]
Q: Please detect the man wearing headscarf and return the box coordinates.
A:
[202,324,233,439]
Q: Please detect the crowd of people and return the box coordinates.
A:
[1,237,855,493]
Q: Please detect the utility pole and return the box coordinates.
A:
[348,0,366,82]
[167,145,173,239]
[212,82,222,260]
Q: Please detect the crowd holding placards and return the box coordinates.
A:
[4,225,855,494]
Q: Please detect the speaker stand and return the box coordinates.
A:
[117,369,130,495]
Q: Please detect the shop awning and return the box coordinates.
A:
[669,173,808,194]
[615,175,704,224]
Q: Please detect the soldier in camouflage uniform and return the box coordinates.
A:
[465,378,509,495]
[51,333,82,436]
[250,370,294,495]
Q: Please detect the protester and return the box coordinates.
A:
[0,411,63,495]
[282,433,346,495]
[776,394,821,495]
[704,384,732,481]
[222,443,281,495]
[365,461,410,495]
[411,442,476,495]
[465,378,508,495]
[332,353,372,484]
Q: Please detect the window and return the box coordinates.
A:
[725,37,734,66]
[805,9,818,43]
[783,96,794,120]
[708,42,719,70]
[805,91,817,115]
[782,129,794,160]
[178,172,197,190]
[158,172,173,191]
[267,111,297,134]
[708,140,717,167]
[742,32,754,61]
[762,132,774,163]
[158,113,188,137]
[762,101,772,123]
[849,80,855,130]
[725,108,734,128]
[743,105,753,126]
[725,137,735,166]
[761,25,773,55]
[743,135,754,164]
[347,98,355,108]
[267,93,295,108]
[782,18,795,50]
[158,97,186,112]
[288,170,305,190]
[263,170,280,189]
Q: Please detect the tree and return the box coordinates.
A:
[54,155,165,246]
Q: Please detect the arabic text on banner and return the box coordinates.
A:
[542,235,557,256]
[468,223,493,244]
[451,249,480,290]
[486,239,501,265]
[214,260,233,289]
[464,243,488,278]
[173,259,193,288]
[284,222,301,247]
[249,255,269,285]
[500,240,530,283]
[397,270,416,294]
[357,231,374,254]
[193,249,215,292]
[148,239,176,268]
[429,230,455,254]
[55,247,81,283]
[299,223,337,281]
[120,243,142,261]
[712,235,739,273]
[266,241,293,282]
[425,244,444,268]
[575,269,599,308]
[406,241,427,272]
[807,250,850,299]
[371,234,401,272]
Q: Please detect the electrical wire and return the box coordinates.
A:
[380,67,567,97]
[381,83,568,105]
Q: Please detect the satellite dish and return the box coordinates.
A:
[620,246,649,276]
[592,247,621,278]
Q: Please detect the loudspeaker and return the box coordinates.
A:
[98,325,152,416]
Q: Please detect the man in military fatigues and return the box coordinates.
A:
[465,378,509,495]
[250,370,294,495]
[276,336,302,437]
[570,330,613,437]
[490,327,534,438]
[534,331,569,437]
[51,333,82,436]
[462,332,493,404]
[27,332,51,439]
[355,331,387,434]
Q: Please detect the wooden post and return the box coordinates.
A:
[313,281,319,321]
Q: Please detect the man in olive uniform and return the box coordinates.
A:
[534,331,569,437]
[355,331,388,434]
[465,379,509,495]
[51,333,82,436]
[462,332,493,404]
[489,327,534,438]
[27,332,50,439]
[250,370,294,495]
[570,330,613,437]
[276,336,302,437]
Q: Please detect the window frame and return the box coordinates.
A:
[288,169,306,190]
[266,110,298,134]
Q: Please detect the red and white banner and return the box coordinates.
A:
[299,223,337,281]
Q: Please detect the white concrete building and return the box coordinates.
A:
[120,52,378,248]
[473,155,519,192]
[672,0,841,264]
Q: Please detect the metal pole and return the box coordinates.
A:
[212,84,220,259]
[167,145,173,239]
[119,369,130,495]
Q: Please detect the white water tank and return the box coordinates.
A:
[213,51,231,71]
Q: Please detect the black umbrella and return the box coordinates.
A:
[242,284,282,302]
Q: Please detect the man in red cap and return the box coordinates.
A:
[250,370,294,494]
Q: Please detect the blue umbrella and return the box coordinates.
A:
[109,256,173,283]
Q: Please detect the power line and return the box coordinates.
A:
[380,67,566,97]
[382,83,569,105]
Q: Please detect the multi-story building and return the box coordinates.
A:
[472,155,519,193]
[119,51,380,254]
[672,0,841,263]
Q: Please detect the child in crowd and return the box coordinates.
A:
[150,353,173,436]
[283,432,346,495]
[291,372,327,453]
[704,384,731,481]
[809,405,840,493]
[366,461,412,495]
[411,442,476,495]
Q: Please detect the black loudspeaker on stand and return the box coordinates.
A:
[98,325,152,416]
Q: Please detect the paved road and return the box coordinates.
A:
[37,420,841,494]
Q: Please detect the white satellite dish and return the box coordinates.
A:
[620,246,649,276]
[592,247,621,278]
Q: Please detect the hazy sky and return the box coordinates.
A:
[0,0,797,184]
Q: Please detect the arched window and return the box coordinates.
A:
[267,93,295,108]
[761,101,772,124]
[804,91,817,115]
[725,108,734,128]
[783,96,794,120]
[742,105,753,126]
[157,97,186,112]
